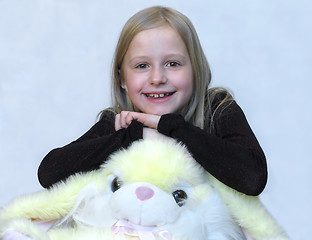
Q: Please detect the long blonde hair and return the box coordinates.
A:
[102,6,232,130]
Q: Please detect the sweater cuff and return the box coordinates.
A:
[128,120,144,141]
[157,114,185,137]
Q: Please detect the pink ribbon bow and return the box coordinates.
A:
[111,219,172,240]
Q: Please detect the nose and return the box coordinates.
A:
[135,186,155,201]
[149,66,167,85]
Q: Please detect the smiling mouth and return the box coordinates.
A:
[145,92,175,99]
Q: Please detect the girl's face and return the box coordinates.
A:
[121,25,193,116]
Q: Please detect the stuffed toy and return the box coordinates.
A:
[0,132,289,240]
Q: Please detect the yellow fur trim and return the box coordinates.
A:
[210,177,290,240]
[193,184,213,201]
[103,139,206,192]
[0,137,289,240]
[0,218,48,240]
[0,170,105,221]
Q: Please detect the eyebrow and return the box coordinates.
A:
[128,53,187,63]
[128,56,149,63]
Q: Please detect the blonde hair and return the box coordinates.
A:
[102,6,232,130]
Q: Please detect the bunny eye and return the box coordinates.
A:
[172,190,187,207]
[111,177,122,192]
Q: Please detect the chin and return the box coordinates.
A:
[143,107,178,116]
[146,110,171,116]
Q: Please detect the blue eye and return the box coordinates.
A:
[136,63,149,69]
[166,61,180,67]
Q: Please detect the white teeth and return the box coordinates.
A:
[146,93,170,98]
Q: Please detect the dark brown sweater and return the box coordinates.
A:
[38,101,267,196]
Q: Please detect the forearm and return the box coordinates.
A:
[38,120,143,188]
[158,114,267,196]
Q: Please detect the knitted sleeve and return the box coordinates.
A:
[157,102,267,196]
[38,111,143,188]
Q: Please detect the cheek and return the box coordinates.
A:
[127,78,141,91]
[123,80,144,104]
[178,73,194,96]
[180,75,194,105]
[122,72,139,93]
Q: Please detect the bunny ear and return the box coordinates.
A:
[209,176,290,240]
[0,218,50,240]
[53,183,100,228]
[0,169,105,222]
[1,230,33,240]
[53,183,113,229]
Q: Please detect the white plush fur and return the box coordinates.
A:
[0,133,289,240]
[210,179,290,240]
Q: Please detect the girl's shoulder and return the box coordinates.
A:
[210,90,235,115]
[206,89,248,133]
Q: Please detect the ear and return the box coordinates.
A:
[121,80,127,92]
[119,69,128,92]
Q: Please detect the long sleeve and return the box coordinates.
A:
[157,102,267,196]
[38,111,143,188]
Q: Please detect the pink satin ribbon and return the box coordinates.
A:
[111,219,172,240]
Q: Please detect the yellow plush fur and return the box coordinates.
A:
[0,170,105,221]
[210,178,290,240]
[104,138,207,192]
[0,138,290,240]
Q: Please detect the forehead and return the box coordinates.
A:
[126,25,187,55]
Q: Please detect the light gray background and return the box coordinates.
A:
[0,0,311,239]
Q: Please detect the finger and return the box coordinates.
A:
[120,111,130,129]
[125,112,137,126]
[115,114,121,131]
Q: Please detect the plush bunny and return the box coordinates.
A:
[0,134,289,240]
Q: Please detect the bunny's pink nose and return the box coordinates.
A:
[135,186,154,201]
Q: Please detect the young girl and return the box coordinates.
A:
[38,6,267,196]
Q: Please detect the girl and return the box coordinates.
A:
[38,6,267,196]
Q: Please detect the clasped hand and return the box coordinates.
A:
[115,111,161,131]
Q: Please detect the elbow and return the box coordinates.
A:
[246,171,268,196]
[37,148,61,189]
[241,150,268,196]
[38,168,48,188]
[37,158,53,189]
[246,156,268,196]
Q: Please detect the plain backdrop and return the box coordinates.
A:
[1,0,311,239]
